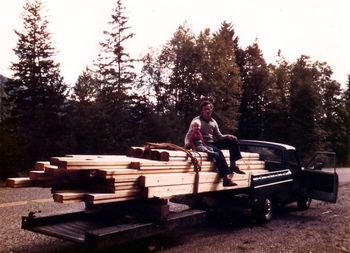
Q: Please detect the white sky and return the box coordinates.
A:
[0,0,349,88]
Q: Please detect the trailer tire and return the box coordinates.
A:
[253,196,274,223]
[297,197,312,210]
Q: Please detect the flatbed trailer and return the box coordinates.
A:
[21,140,339,248]
[22,207,206,248]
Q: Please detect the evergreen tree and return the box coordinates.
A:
[0,75,19,179]
[126,93,165,144]
[71,67,97,103]
[94,0,136,98]
[92,0,137,153]
[5,0,67,173]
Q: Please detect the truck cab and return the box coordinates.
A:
[239,140,339,222]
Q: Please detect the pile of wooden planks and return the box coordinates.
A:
[6,147,267,205]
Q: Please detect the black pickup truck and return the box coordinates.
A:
[238,140,338,222]
[22,140,339,247]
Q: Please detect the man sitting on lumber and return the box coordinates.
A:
[184,100,245,187]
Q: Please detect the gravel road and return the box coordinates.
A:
[0,168,349,253]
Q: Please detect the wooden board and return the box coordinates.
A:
[53,192,86,203]
[6,177,33,188]
[114,181,139,190]
[96,167,215,178]
[29,170,56,181]
[52,156,166,170]
[34,161,49,171]
[143,179,250,199]
[84,192,140,205]
[139,172,250,187]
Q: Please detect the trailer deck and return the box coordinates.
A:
[22,207,206,246]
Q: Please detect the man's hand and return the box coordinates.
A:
[226,134,238,141]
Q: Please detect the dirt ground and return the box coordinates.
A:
[158,182,350,253]
[0,178,349,253]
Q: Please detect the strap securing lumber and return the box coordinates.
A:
[145,142,202,194]
[145,142,202,173]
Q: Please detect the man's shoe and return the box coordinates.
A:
[223,178,237,187]
[231,166,245,174]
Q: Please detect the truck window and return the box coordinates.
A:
[286,150,300,172]
[240,145,283,171]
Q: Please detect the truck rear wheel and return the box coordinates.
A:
[253,196,274,223]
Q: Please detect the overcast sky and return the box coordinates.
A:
[0,0,349,88]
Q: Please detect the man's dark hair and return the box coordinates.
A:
[200,100,213,110]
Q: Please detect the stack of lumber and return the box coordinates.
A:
[6,147,267,206]
[6,161,53,188]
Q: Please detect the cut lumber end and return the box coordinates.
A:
[6,177,33,188]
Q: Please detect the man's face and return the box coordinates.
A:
[201,104,213,120]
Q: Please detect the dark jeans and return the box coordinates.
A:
[208,138,242,178]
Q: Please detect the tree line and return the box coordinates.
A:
[0,0,349,179]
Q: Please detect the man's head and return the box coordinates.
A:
[200,100,213,121]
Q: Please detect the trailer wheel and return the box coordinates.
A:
[253,196,274,223]
[297,197,312,210]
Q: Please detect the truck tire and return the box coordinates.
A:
[297,197,312,210]
[253,196,274,223]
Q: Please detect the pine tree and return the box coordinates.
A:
[94,0,136,98]
[71,67,97,103]
[5,0,67,170]
[92,0,137,153]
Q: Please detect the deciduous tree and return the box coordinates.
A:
[238,42,270,139]
[206,22,242,133]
